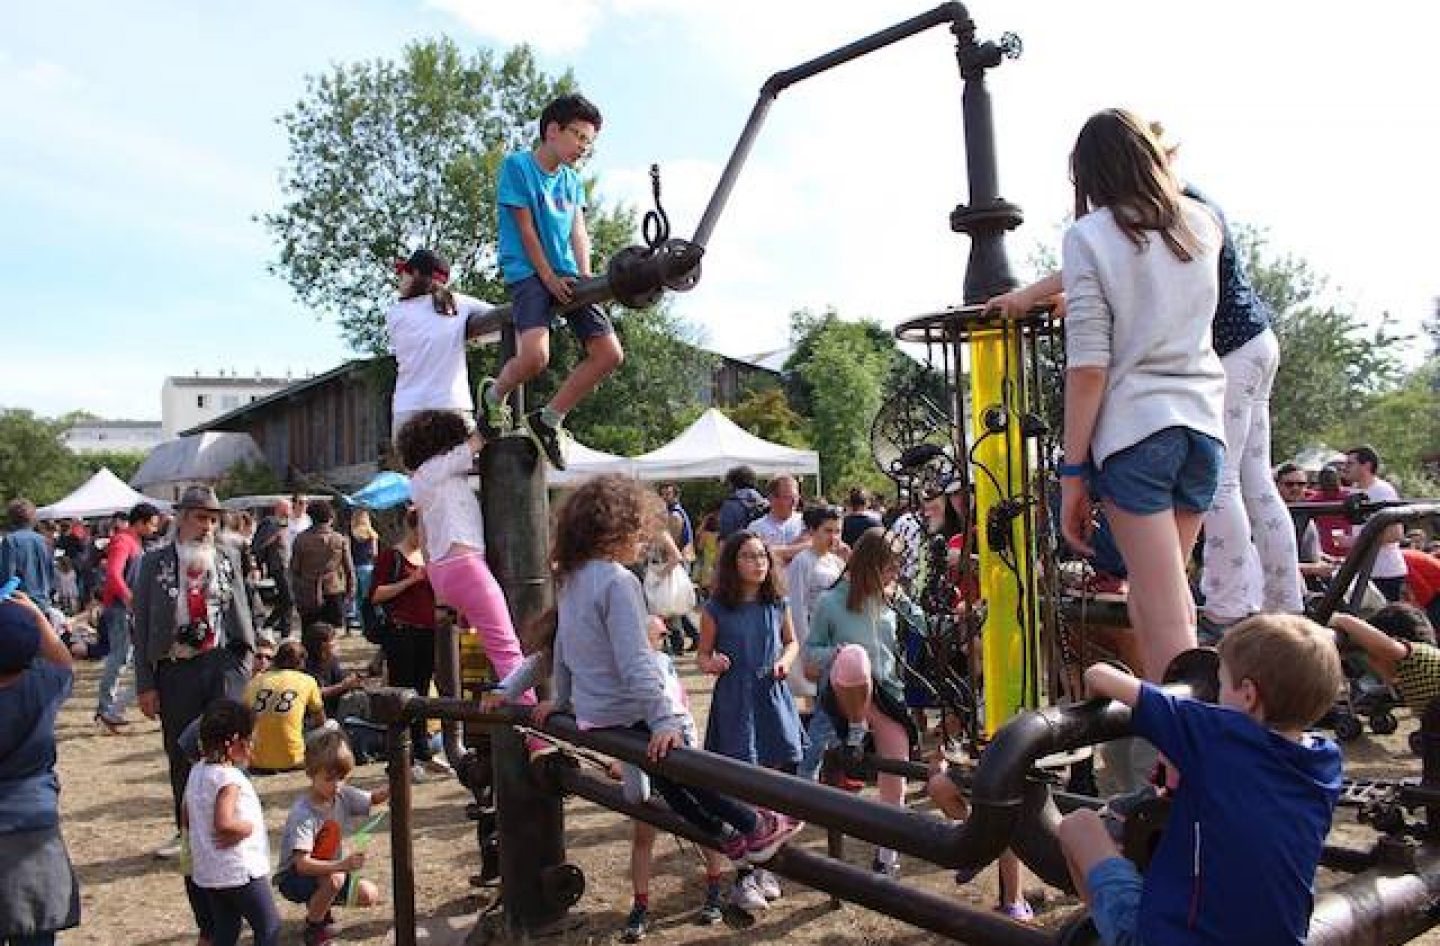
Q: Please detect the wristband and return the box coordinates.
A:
[1057,462,1088,479]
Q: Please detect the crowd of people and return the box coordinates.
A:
[5,97,1440,946]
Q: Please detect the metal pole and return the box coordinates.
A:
[478,435,552,629]
[387,724,417,946]
[493,725,568,934]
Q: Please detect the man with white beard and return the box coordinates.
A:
[132,485,255,858]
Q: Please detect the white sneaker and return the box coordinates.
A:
[422,757,454,776]
[411,763,438,784]
[729,873,769,912]
[755,868,781,901]
[154,833,183,859]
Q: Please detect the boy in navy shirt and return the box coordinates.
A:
[1059,613,1344,945]
[479,93,620,470]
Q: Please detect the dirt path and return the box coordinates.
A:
[53,637,1440,945]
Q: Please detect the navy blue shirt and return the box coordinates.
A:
[0,528,55,604]
[0,662,73,833]
[1184,185,1271,357]
[1132,682,1341,946]
[718,488,767,540]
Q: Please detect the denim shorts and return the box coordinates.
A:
[1086,857,1144,946]
[276,868,354,905]
[1094,427,1223,516]
[508,275,613,344]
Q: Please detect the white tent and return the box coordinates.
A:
[548,440,638,488]
[38,468,172,520]
[631,409,820,484]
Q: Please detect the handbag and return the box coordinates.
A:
[361,547,405,645]
[644,563,696,617]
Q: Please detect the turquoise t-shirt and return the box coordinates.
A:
[497,151,583,283]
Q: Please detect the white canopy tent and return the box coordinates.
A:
[37,468,172,520]
[631,409,821,485]
[548,440,639,488]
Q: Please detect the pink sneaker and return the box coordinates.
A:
[720,832,749,866]
[744,810,805,864]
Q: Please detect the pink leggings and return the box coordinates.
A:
[428,551,532,705]
[830,643,908,807]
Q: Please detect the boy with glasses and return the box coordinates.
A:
[479,93,619,471]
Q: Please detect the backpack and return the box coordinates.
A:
[718,490,769,540]
[360,548,405,645]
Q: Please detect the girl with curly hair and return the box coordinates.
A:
[394,410,526,698]
[535,476,804,867]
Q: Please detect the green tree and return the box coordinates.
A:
[264,39,634,352]
[0,410,82,506]
[1332,363,1440,490]
[790,316,894,494]
[1242,228,1404,461]
[725,387,809,448]
[74,450,147,487]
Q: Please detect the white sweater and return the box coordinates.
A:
[1062,199,1226,467]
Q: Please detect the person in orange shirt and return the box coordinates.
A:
[1402,546,1440,628]
[245,641,325,772]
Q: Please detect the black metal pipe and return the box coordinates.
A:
[1307,847,1440,946]
[1314,503,1440,622]
[693,3,972,248]
[386,724,417,946]
[494,724,568,934]
[555,764,1054,946]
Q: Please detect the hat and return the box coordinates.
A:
[395,248,451,284]
[0,601,41,672]
[176,485,224,513]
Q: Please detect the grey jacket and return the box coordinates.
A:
[132,542,255,693]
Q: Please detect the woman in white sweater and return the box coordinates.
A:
[1055,109,1225,686]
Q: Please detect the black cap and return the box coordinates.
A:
[396,248,451,283]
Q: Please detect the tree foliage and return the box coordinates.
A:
[0,410,83,506]
[787,312,896,495]
[1242,228,1406,461]
[216,458,284,500]
[263,39,634,352]
[725,387,809,449]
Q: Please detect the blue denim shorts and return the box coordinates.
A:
[276,868,354,905]
[1094,427,1223,516]
[1086,857,1144,946]
[508,275,614,344]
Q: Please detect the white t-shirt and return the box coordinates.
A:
[784,547,845,697]
[1357,477,1407,579]
[184,761,270,889]
[387,292,491,415]
[752,512,804,548]
[409,443,485,561]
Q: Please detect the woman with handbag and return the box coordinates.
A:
[643,526,698,654]
[369,509,451,779]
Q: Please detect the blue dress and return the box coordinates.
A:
[703,598,806,767]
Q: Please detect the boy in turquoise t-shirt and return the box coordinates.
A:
[479,93,619,470]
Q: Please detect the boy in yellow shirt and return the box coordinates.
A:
[245,641,325,772]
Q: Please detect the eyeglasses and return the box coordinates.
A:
[1280,480,1307,488]
[565,125,595,149]
[255,652,275,663]
[737,551,770,563]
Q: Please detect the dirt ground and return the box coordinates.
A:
[52,635,1440,945]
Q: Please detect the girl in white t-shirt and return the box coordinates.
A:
[183,699,279,946]
[394,410,527,698]
[387,247,495,435]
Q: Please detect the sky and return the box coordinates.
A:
[3,0,1437,421]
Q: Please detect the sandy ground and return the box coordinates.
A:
[52,635,1440,945]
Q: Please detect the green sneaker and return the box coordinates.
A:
[525,410,570,470]
[475,377,512,440]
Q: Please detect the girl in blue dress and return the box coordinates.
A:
[699,531,806,909]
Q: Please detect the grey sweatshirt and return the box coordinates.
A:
[551,559,685,735]
[1062,198,1226,467]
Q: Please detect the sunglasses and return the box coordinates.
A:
[394,260,451,284]
[1280,480,1307,488]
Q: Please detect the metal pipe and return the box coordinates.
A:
[555,765,1055,946]
[1307,847,1440,946]
[693,3,971,248]
[386,724,417,946]
[1314,503,1440,622]
[494,724,568,934]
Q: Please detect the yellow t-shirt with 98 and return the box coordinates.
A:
[244,669,323,771]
